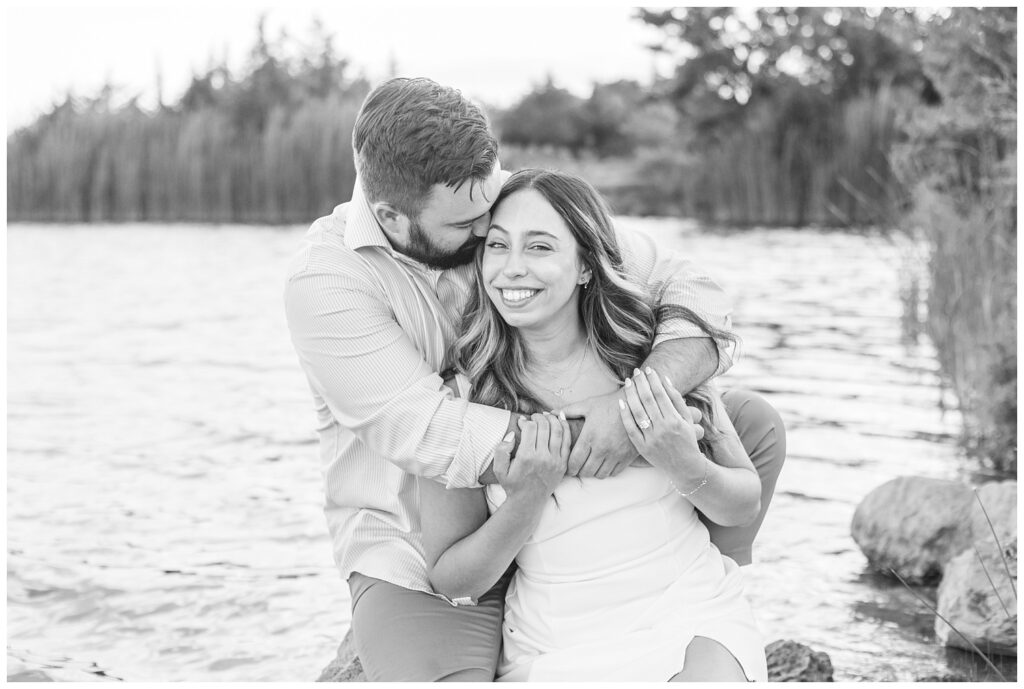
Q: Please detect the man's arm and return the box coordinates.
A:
[563,226,734,478]
[561,338,717,477]
[644,336,719,396]
[444,373,584,484]
[285,267,510,489]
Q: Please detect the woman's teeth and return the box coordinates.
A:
[502,289,538,303]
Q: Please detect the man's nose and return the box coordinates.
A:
[471,212,491,238]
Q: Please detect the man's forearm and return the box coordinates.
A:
[643,337,718,395]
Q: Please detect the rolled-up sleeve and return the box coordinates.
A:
[617,227,737,377]
[284,269,509,488]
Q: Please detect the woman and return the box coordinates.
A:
[418,170,768,681]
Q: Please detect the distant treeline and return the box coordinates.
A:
[8,19,366,224]
[8,9,935,227]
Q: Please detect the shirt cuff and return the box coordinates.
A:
[445,402,511,489]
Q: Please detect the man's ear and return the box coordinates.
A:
[372,202,411,242]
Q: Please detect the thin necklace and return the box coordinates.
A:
[526,344,589,400]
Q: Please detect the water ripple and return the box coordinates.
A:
[6,223,997,681]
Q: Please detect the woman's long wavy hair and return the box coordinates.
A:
[449,169,737,457]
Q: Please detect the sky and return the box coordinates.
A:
[5,1,674,132]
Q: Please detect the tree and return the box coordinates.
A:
[498,77,588,153]
[637,7,935,133]
[894,8,1016,473]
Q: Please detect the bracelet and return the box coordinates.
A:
[669,456,709,498]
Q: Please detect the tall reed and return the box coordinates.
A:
[676,87,905,227]
[7,96,360,224]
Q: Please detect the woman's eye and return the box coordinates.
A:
[529,244,552,252]
[485,241,508,250]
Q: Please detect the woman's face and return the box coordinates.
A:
[481,189,590,331]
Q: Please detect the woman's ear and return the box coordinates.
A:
[578,266,593,286]
[372,202,412,242]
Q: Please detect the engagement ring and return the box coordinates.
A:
[637,417,652,430]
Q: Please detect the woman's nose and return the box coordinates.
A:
[502,251,527,277]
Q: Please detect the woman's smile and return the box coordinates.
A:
[498,288,543,307]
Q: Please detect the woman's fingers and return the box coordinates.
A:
[532,413,551,453]
[546,412,563,454]
[493,431,514,480]
[518,415,538,453]
[556,411,571,460]
[617,398,645,450]
[623,376,652,434]
[663,378,704,442]
[643,368,677,422]
[663,377,690,419]
[631,368,664,420]
[689,407,703,426]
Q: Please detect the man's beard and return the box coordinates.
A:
[401,218,481,270]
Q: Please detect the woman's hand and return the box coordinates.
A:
[616,367,706,479]
[494,412,570,498]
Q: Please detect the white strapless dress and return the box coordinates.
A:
[485,466,768,682]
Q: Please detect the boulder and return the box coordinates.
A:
[765,639,834,682]
[851,476,975,583]
[967,481,1016,550]
[935,481,1017,656]
[318,633,835,682]
[316,630,365,682]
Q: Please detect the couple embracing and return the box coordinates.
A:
[285,78,785,682]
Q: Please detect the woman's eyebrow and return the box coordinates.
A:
[486,225,560,241]
[525,230,559,240]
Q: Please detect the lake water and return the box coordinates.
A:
[5,221,1003,681]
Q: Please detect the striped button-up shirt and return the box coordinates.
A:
[283,177,735,594]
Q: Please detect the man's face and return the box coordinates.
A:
[400,163,504,270]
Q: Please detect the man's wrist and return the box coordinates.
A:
[643,337,718,395]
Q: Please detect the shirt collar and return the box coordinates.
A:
[344,175,450,279]
[345,175,395,254]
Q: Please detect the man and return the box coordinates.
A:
[284,77,785,681]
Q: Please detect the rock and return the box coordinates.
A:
[851,476,975,583]
[765,639,834,682]
[316,630,365,682]
[967,481,1017,551]
[319,634,835,682]
[935,481,1017,656]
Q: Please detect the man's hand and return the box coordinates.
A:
[560,391,637,479]
[561,385,705,479]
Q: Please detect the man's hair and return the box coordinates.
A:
[352,77,499,218]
